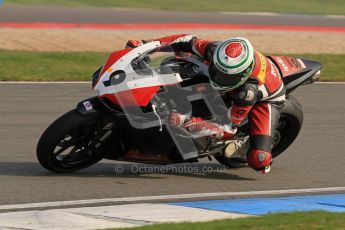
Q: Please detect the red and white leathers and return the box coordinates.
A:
[127,34,286,173]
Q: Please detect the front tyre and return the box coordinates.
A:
[37,110,116,173]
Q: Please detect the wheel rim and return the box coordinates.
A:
[272,116,293,157]
[52,120,114,168]
[272,130,281,149]
[272,121,284,149]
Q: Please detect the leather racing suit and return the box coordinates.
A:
[126,34,286,172]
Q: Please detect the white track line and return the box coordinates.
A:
[324,15,345,19]
[219,12,281,16]
[0,81,344,84]
[219,11,345,19]
[1,187,345,211]
[314,81,345,84]
[0,204,249,229]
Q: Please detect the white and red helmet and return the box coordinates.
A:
[210,37,255,90]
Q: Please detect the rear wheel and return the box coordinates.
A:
[37,110,119,173]
[215,95,303,167]
[271,95,303,157]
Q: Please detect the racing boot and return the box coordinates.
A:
[224,136,249,159]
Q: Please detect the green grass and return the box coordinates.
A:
[106,211,345,230]
[0,50,343,81]
[0,50,108,81]
[291,54,344,82]
[6,0,345,15]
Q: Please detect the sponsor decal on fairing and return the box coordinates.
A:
[83,101,93,111]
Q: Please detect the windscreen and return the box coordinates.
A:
[106,43,183,107]
[129,44,180,76]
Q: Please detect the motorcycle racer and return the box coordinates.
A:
[126,34,286,174]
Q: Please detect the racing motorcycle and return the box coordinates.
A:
[36,41,322,173]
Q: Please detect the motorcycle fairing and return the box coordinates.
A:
[93,42,183,107]
[269,56,304,78]
[99,86,163,107]
[269,56,322,93]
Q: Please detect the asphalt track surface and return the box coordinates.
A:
[0,82,344,206]
[0,4,344,27]
[0,4,344,209]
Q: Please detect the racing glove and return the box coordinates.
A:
[168,111,190,127]
[168,112,236,140]
[184,117,236,140]
[125,40,145,48]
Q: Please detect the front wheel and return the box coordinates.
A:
[36,110,118,173]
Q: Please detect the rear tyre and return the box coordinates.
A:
[37,109,118,173]
[215,95,303,167]
[271,95,303,157]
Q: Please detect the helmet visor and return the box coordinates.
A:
[209,63,253,90]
